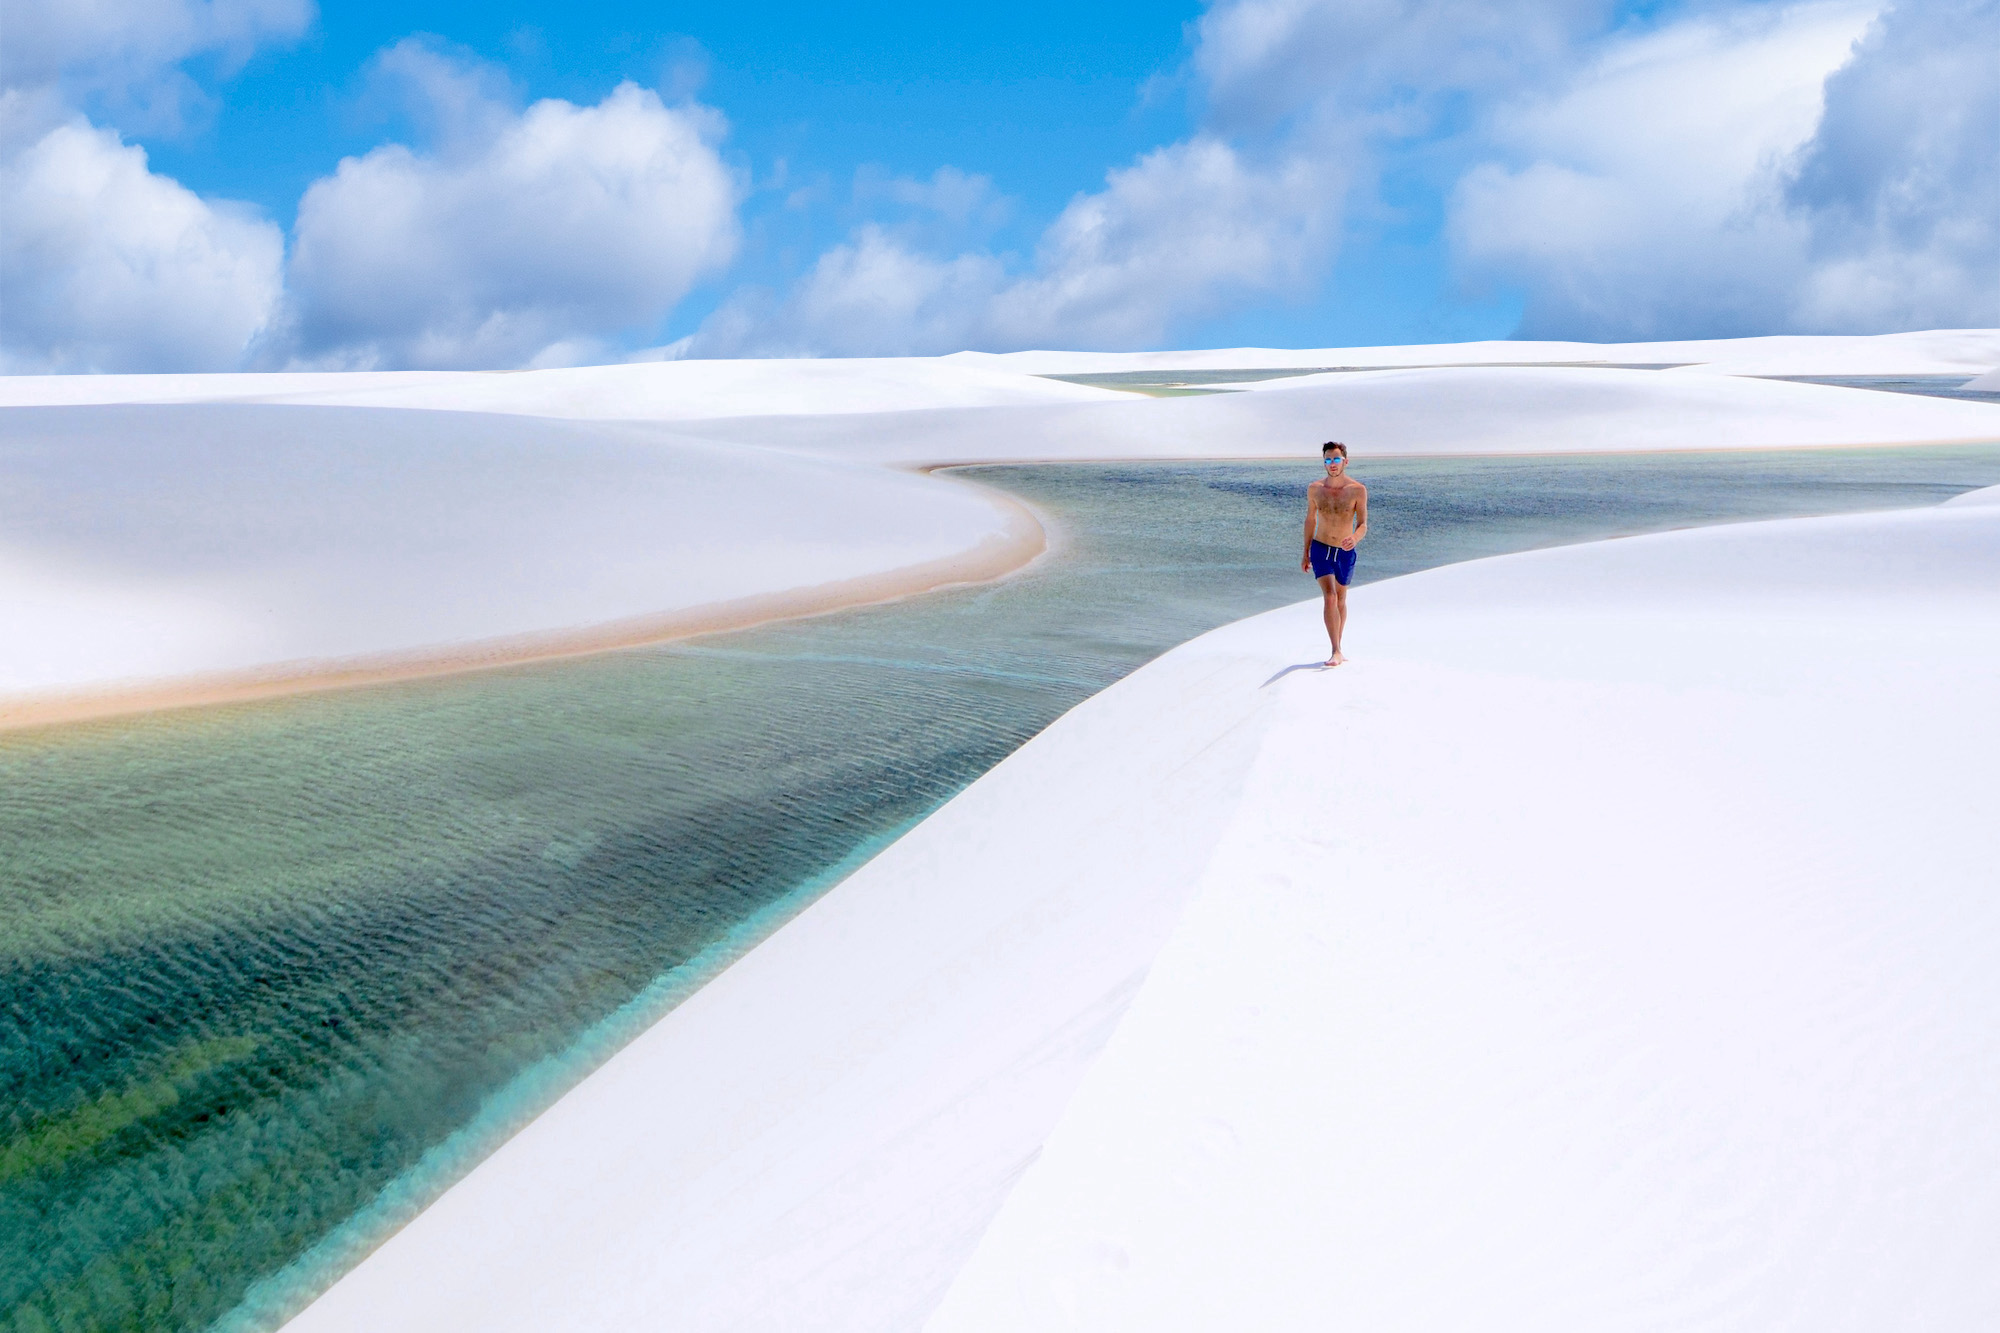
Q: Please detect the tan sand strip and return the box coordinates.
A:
[0,488,1044,735]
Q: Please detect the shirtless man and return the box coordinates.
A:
[1300,441,1368,666]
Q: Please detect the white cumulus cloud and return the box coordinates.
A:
[0,121,284,372]
[694,227,1004,359]
[0,0,302,372]
[1192,0,1606,135]
[1447,0,2000,338]
[694,135,1334,356]
[988,137,1331,346]
[1,0,313,136]
[286,44,741,369]
[1785,0,2000,330]
[1450,0,1876,338]
[1,0,311,86]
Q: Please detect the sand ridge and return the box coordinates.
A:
[0,405,1043,728]
[0,488,1044,731]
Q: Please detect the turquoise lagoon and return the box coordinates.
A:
[6,447,2000,1333]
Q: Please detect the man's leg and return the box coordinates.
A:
[1319,574,1341,664]
[1333,580,1348,660]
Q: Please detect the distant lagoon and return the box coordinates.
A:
[8,445,2000,1333]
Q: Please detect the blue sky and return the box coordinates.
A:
[149,2,1199,228]
[2,0,1995,371]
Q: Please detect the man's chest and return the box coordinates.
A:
[1315,483,1359,514]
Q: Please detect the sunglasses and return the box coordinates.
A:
[1323,458,1346,467]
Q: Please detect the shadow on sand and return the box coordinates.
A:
[1260,661,1329,688]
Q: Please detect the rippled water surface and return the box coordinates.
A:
[7,448,2000,1333]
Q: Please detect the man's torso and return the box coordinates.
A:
[1310,478,1364,546]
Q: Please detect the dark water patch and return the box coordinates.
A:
[1041,367,1337,394]
[1042,362,1696,395]
[1765,374,2000,406]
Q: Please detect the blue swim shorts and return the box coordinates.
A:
[1310,540,1357,585]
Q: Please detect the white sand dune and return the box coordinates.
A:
[931,498,2000,1331]
[0,404,1034,723]
[0,357,1115,418]
[675,365,2000,465]
[3,332,1995,421]
[1947,481,2000,506]
[955,328,2000,377]
[287,492,2000,1331]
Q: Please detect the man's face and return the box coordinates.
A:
[1324,454,1346,477]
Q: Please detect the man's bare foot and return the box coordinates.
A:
[1330,650,1348,666]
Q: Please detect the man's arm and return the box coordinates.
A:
[1345,484,1369,549]
[1301,483,1320,571]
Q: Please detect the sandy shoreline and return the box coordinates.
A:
[0,482,1045,733]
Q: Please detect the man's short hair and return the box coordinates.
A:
[1321,441,1349,458]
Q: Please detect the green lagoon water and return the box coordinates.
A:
[7,448,2000,1333]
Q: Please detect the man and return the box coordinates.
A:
[1300,441,1368,666]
